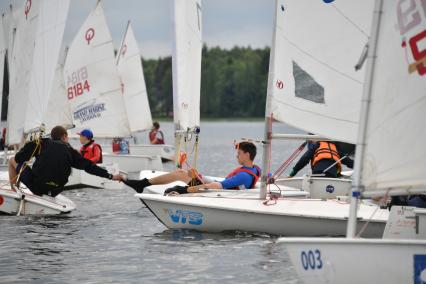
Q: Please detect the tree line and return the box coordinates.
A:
[143,45,270,118]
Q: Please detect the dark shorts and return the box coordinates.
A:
[16,163,36,192]
[15,163,62,197]
[313,159,338,178]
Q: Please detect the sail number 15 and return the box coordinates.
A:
[67,67,91,100]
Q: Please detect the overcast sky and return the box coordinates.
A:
[1,0,275,59]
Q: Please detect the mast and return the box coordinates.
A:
[172,0,202,169]
[260,0,279,200]
[346,0,383,238]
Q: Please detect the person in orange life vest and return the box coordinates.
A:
[122,141,261,194]
[149,121,165,145]
[78,129,103,164]
[288,140,353,178]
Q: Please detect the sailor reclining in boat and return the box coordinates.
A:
[8,126,122,197]
[123,141,261,195]
[289,140,354,178]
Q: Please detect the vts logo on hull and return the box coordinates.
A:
[167,209,203,225]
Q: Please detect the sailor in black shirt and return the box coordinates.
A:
[8,126,122,197]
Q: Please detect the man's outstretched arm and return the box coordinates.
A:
[70,148,122,181]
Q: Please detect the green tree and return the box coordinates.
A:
[143,46,270,119]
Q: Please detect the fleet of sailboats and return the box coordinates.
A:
[136,0,390,237]
[0,1,424,281]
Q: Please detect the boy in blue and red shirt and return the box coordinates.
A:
[123,141,261,194]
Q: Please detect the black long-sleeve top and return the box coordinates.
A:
[15,138,110,188]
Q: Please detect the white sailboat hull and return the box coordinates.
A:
[127,144,174,161]
[65,162,124,189]
[280,238,426,284]
[100,144,175,162]
[276,176,352,199]
[0,186,75,215]
[136,193,388,237]
[66,171,123,190]
[102,153,163,173]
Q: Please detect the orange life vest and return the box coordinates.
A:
[149,130,164,144]
[225,165,261,189]
[311,141,341,172]
[80,141,103,164]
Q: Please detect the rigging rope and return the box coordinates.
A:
[355,189,390,238]
[271,141,306,181]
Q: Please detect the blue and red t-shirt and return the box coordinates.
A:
[220,166,261,189]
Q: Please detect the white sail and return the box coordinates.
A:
[0,16,7,118]
[3,6,19,78]
[360,0,426,193]
[172,0,202,130]
[265,0,374,143]
[7,0,40,144]
[64,1,130,137]
[116,21,152,133]
[44,57,72,132]
[24,0,70,133]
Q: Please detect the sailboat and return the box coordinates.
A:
[138,0,202,180]
[279,0,426,283]
[0,4,19,145]
[63,1,162,174]
[0,0,76,215]
[103,21,175,162]
[137,0,203,188]
[271,0,374,196]
[135,0,390,237]
[43,49,122,190]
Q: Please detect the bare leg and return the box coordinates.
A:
[149,169,191,185]
[8,156,18,185]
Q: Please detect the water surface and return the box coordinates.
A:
[1,121,304,283]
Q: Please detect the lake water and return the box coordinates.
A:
[0,121,306,284]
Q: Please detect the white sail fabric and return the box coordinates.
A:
[44,60,72,132]
[361,0,426,192]
[64,2,130,137]
[266,0,374,143]
[7,0,40,144]
[3,6,19,78]
[24,0,70,134]
[116,22,152,133]
[0,16,6,118]
[172,0,202,130]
